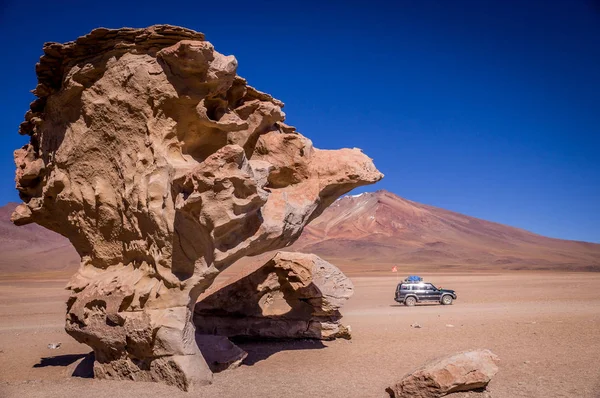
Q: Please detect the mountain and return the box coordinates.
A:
[2,191,599,274]
[0,203,79,274]
[290,190,600,271]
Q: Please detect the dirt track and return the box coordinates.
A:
[1,272,599,397]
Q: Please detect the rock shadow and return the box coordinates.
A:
[232,338,326,366]
[33,353,87,368]
[34,352,95,378]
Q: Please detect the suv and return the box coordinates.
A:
[394,281,457,306]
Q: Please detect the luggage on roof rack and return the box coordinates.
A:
[405,275,423,282]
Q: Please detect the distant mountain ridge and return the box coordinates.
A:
[1,191,599,274]
[0,202,79,274]
[290,190,600,271]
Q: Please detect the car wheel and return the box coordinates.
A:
[404,297,416,306]
[441,295,453,305]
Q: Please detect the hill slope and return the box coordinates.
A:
[2,191,599,274]
[290,190,600,271]
[0,203,79,274]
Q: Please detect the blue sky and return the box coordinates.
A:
[0,0,598,242]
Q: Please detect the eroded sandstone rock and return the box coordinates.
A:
[195,252,353,340]
[13,25,382,390]
[387,349,500,398]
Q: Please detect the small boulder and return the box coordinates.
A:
[195,334,247,372]
[194,252,354,340]
[387,349,499,398]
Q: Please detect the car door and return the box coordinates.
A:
[427,284,442,302]
[396,283,405,300]
[418,284,433,301]
[413,284,427,301]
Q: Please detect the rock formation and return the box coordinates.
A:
[195,334,247,373]
[195,251,353,340]
[12,25,382,390]
[386,349,500,398]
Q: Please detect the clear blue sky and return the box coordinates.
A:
[0,0,598,242]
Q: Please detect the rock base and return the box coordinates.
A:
[92,353,212,392]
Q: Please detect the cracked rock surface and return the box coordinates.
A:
[12,24,382,391]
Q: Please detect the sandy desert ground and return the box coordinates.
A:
[1,271,599,398]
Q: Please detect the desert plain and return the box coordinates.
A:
[1,268,599,398]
